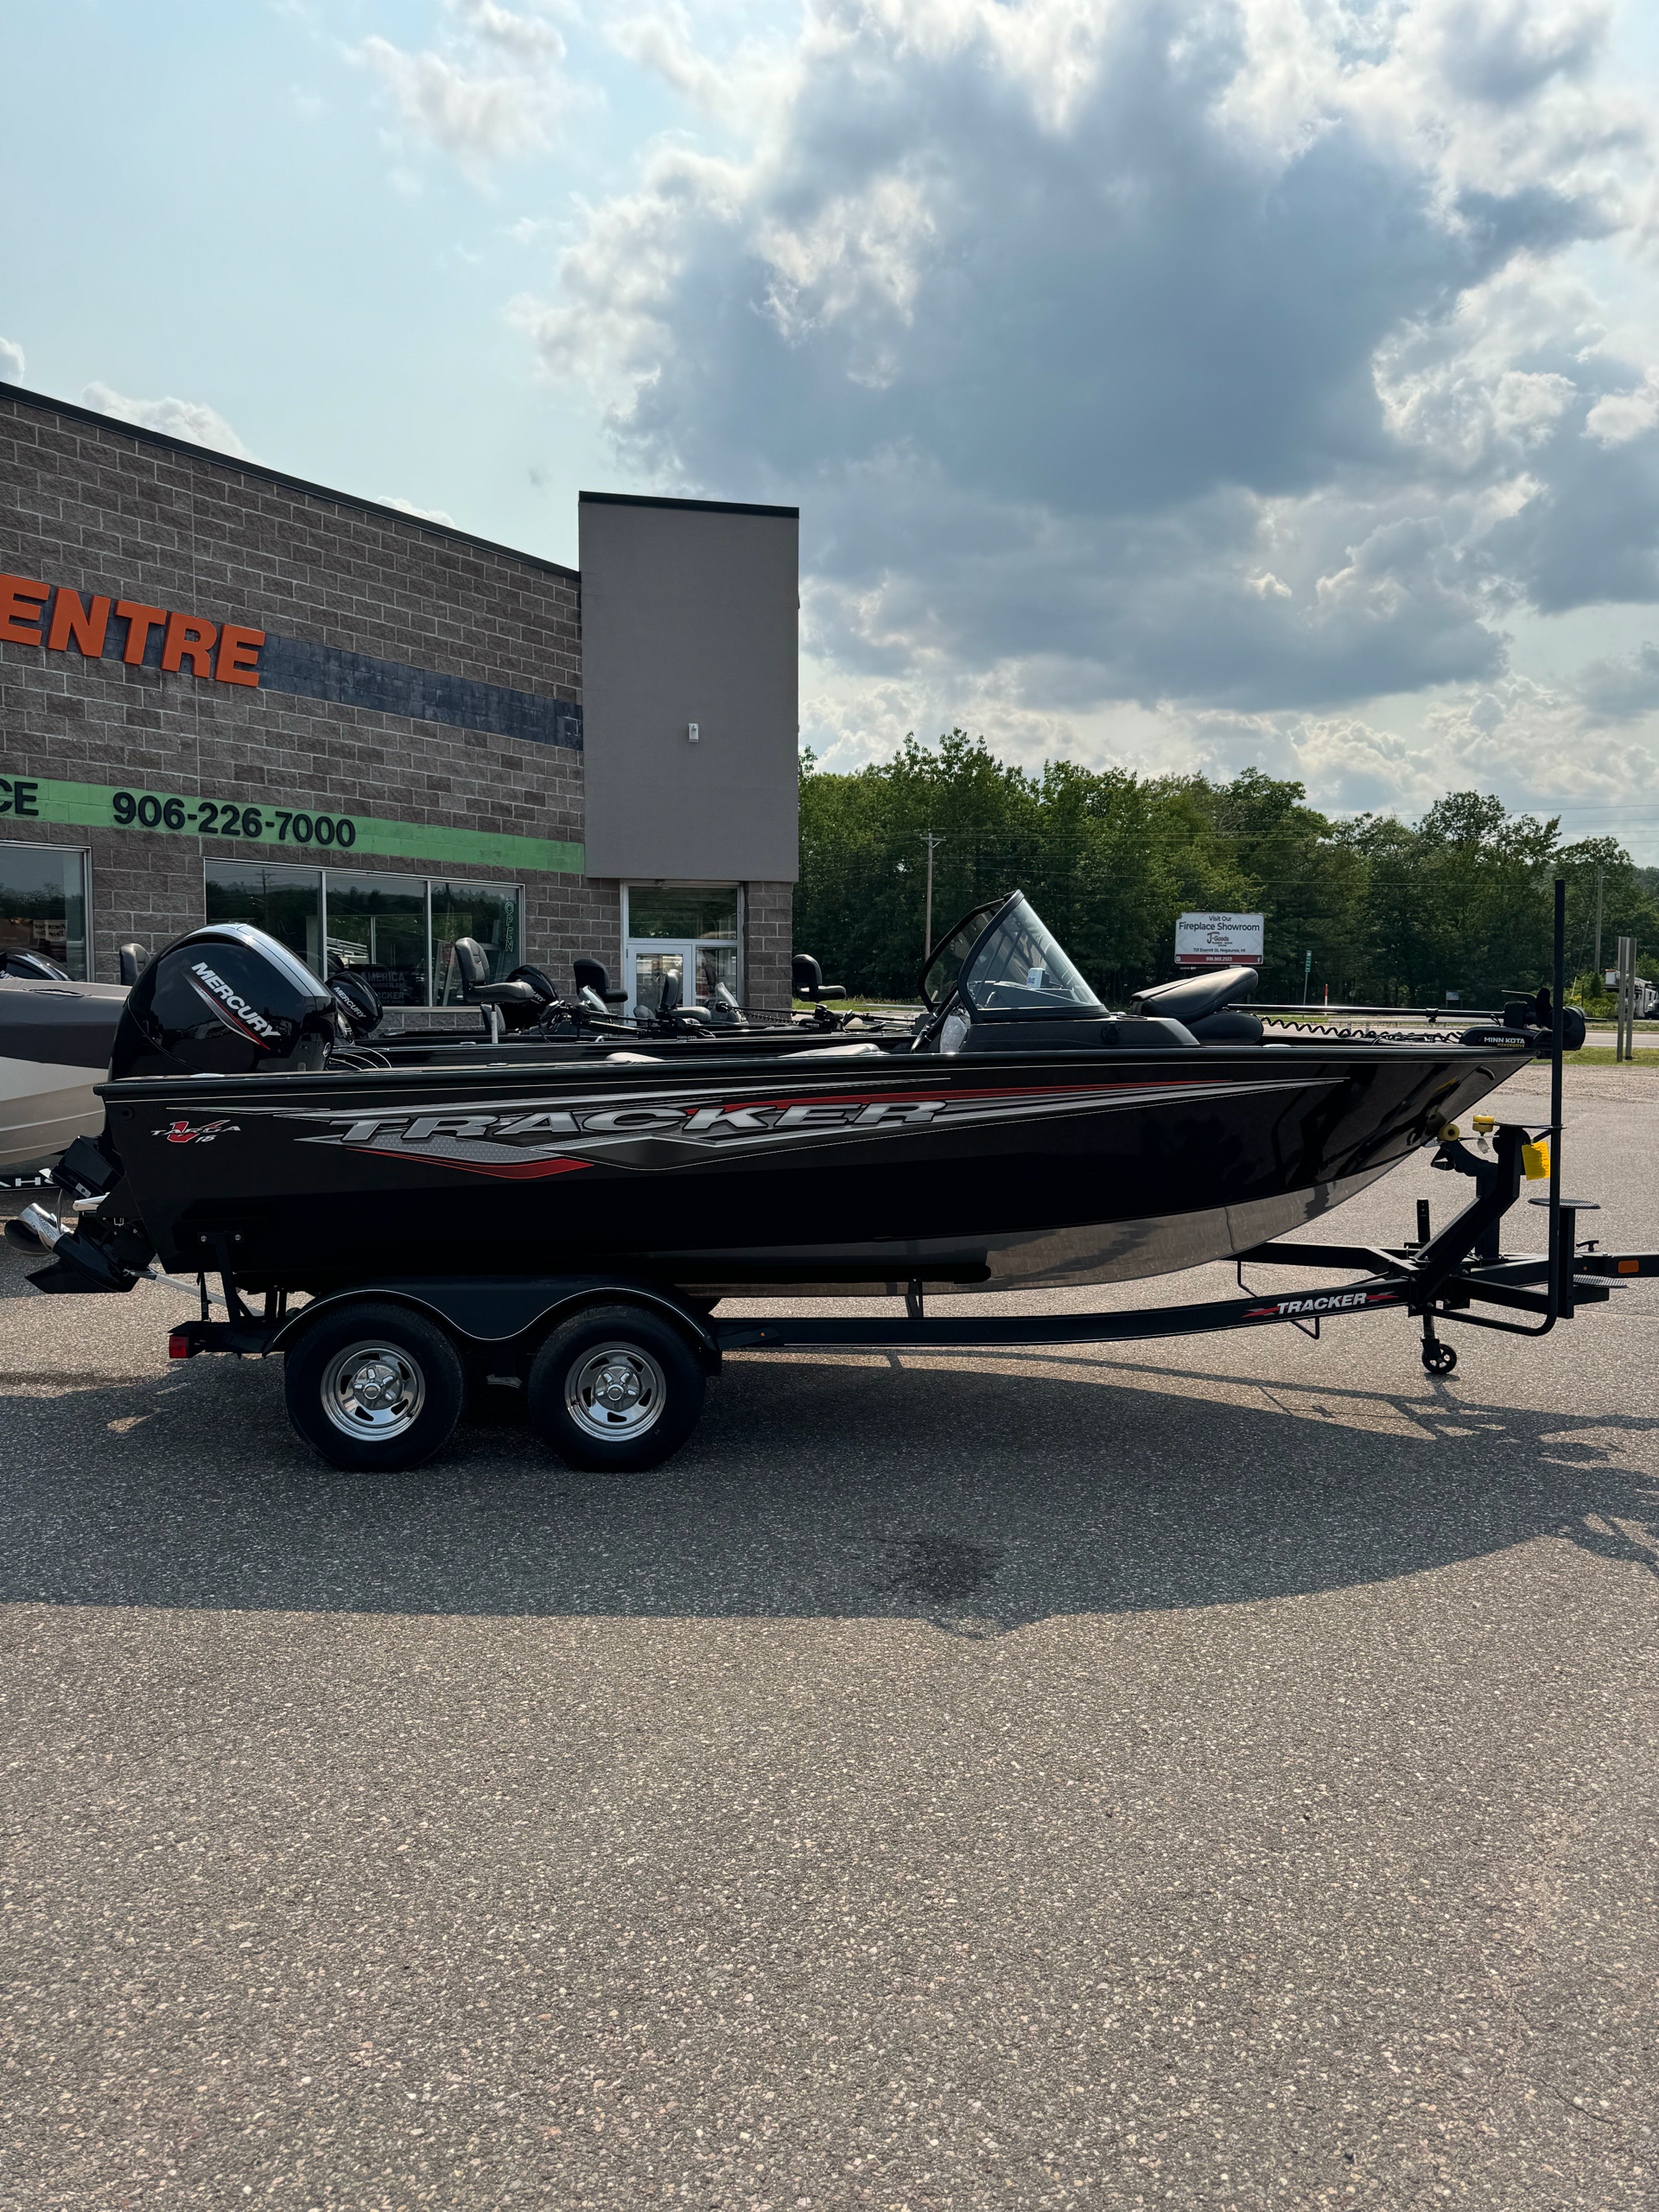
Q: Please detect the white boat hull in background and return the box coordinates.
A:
[0,979,129,1179]
[0,1054,107,1175]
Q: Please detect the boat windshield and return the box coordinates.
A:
[960,896,1103,1014]
[921,900,1001,1008]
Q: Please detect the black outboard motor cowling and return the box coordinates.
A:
[110,923,337,1082]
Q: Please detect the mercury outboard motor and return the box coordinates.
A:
[109,922,337,1083]
[2,948,71,980]
[29,925,337,1297]
[327,969,385,1039]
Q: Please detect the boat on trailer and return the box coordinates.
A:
[18,887,1637,1478]
[0,944,148,1180]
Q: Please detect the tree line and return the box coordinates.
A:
[794,730,1659,1009]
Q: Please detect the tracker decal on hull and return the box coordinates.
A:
[276,1075,1341,1178]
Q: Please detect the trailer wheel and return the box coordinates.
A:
[1421,1341,1458,1376]
[283,1302,465,1472]
[527,1304,705,1472]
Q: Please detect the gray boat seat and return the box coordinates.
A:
[575,956,629,1009]
[1133,964,1262,1043]
[451,935,538,1008]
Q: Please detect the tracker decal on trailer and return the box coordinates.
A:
[1243,1288,1401,1319]
[275,1075,1340,1179]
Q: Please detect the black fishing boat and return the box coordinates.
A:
[18,890,1597,1475]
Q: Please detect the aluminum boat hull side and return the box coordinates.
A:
[97,1041,1528,1292]
[668,1166,1398,1295]
[0,979,128,1175]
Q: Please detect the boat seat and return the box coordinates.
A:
[507,964,559,1004]
[1185,1007,1265,1043]
[1133,965,1258,1025]
[575,956,630,1009]
[792,953,846,1002]
[451,936,538,1009]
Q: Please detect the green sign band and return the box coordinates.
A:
[0,772,583,877]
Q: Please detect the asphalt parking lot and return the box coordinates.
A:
[3,1062,1656,2209]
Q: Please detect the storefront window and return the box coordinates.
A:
[622,884,741,1013]
[0,845,90,978]
[626,887,740,941]
[324,872,429,1007]
[203,861,520,1008]
[206,861,323,974]
[432,882,523,1005]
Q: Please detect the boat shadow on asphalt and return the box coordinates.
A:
[3,1332,1656,1631]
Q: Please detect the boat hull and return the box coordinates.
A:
[0,980,128,1176]
[97,1037,1530,1294]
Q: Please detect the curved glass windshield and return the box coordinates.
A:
[921,899,1002,1009]
[961,896,1102,1014]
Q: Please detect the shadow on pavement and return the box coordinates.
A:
[3,1340,1656,1627]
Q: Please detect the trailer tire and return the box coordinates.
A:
[528,1304,705,1472]
[283,1302,466,1472]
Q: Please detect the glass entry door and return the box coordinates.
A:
[626,942,694,1018]
[623,885,741,1014]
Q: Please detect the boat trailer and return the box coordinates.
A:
[14,882,1657,1472]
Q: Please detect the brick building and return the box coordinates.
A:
[0,383,798,1020]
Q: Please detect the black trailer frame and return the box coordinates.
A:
[154,880,1658,1397]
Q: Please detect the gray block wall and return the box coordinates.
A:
[0,387,616,984]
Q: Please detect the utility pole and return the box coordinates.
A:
[1617,935,1635,1063]
[1302,950,1313,1007]
[918,829,945,963]
[1594,864,1605,980]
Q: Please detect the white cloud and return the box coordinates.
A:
[605,2,794,129]
[82,382,250,457]
[0,336,22,382]
[354,0,573,178]
[377,493,458,524]
[495,0,1659,822]
[448,0,566,66]
[1584,369,1659,447]
[359,37,555,171]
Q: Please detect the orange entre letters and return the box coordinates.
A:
[115,601,168,664]
[162,610,219,677]
[47,588,112,658]
[214,622,264,688]
[4,576,265,688]
[0,574,50,645]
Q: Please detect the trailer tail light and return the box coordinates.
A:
[168,1329,198,1359]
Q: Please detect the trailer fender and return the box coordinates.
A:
[270,1278,721,1373]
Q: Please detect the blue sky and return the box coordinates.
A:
[8,0,1659,849]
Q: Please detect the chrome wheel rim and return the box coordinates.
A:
[321,1340,427,1442]
[565,1343,667,1441]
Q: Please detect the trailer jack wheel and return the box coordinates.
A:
[528,1304,706,1472]
[1421,1336,1458,1376]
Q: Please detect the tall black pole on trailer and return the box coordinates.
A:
[918,830,945,962]
[1551,876,1564,1314]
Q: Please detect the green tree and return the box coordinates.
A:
[794,740,1596,1011]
